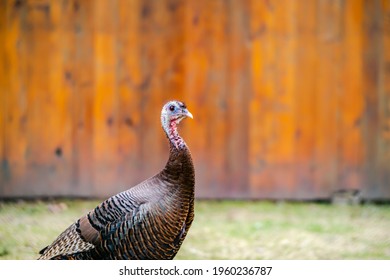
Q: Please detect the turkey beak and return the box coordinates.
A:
[184,110,193,119]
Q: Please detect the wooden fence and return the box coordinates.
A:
[1,0,390,200]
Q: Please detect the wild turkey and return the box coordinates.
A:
[38,100,195,260]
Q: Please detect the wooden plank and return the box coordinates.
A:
[19,0,66,196]
[379,0,390,199]
[294,0,318,198]
[362,0,382,199]
[161,0,186,102]
[182,0,209,197]
[10,0,74,197]
[71,0,96,197]
[248,0,277,198]
[140,0,164,178]
[134,0,165,184]
[46,0,74,196]
[249,0,298,199]
[0,0,8,195]
[59,0,82,196]
[314,0,343,198]
[225,0,250,198]
[183,0,229,198]
[189,0,206,196]
[338,0,365,193]
[204,0,229,198]
[2,0,29,197]
[92,0,119,197]
[116,0,143,189]
[269,0,297,199]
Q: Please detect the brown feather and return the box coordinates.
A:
[78,216,100,245]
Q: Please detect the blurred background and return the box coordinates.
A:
[1,0,390,201]
[0,0,390,259]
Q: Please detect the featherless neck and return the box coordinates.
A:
[165,119,187,151]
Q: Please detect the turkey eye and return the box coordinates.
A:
[169,105,175,112]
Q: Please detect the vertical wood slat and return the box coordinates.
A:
[49,0,74,195]
[363,0,383,199]
[339,0,364,192]
[184,0,212,197]
[225,0,250,197]
[315,0,343,197]
[184,0,229,198]
[296,0,319,198]
[71,0,95,196]
[1,1,24,196]
[249,0,278,198]
[249,0,299,199]
[248,0,267,197]
[116,0,142,188]
[273,0,297,198]
[1,0,390,200]
[380,0,390,198]
[92,0,119,196]
[363,0,390,200]
[0,1,9,193]
[138,0,164,178]
[25,0,50,193]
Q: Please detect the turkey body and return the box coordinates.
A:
[38,101,195,260]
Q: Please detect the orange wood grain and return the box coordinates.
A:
[186,0,230,198]
[93,0,120,196]
[116,0,143,189]
[363,0,390,199]
[0,2,10,194]
[73,0,96,196]
[292,0,318,199]
[1,0,389,200]
[271,0,298,198]
[338,0,364,191]
[4,0,34,195]
[380,0,390,196]
[225,0,250,197]
[314,0,343,197]
[381,0,390,144]
[249,0,277,198]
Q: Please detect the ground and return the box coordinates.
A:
[0,200,389,259]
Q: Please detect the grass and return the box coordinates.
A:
[0,199,389,259]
